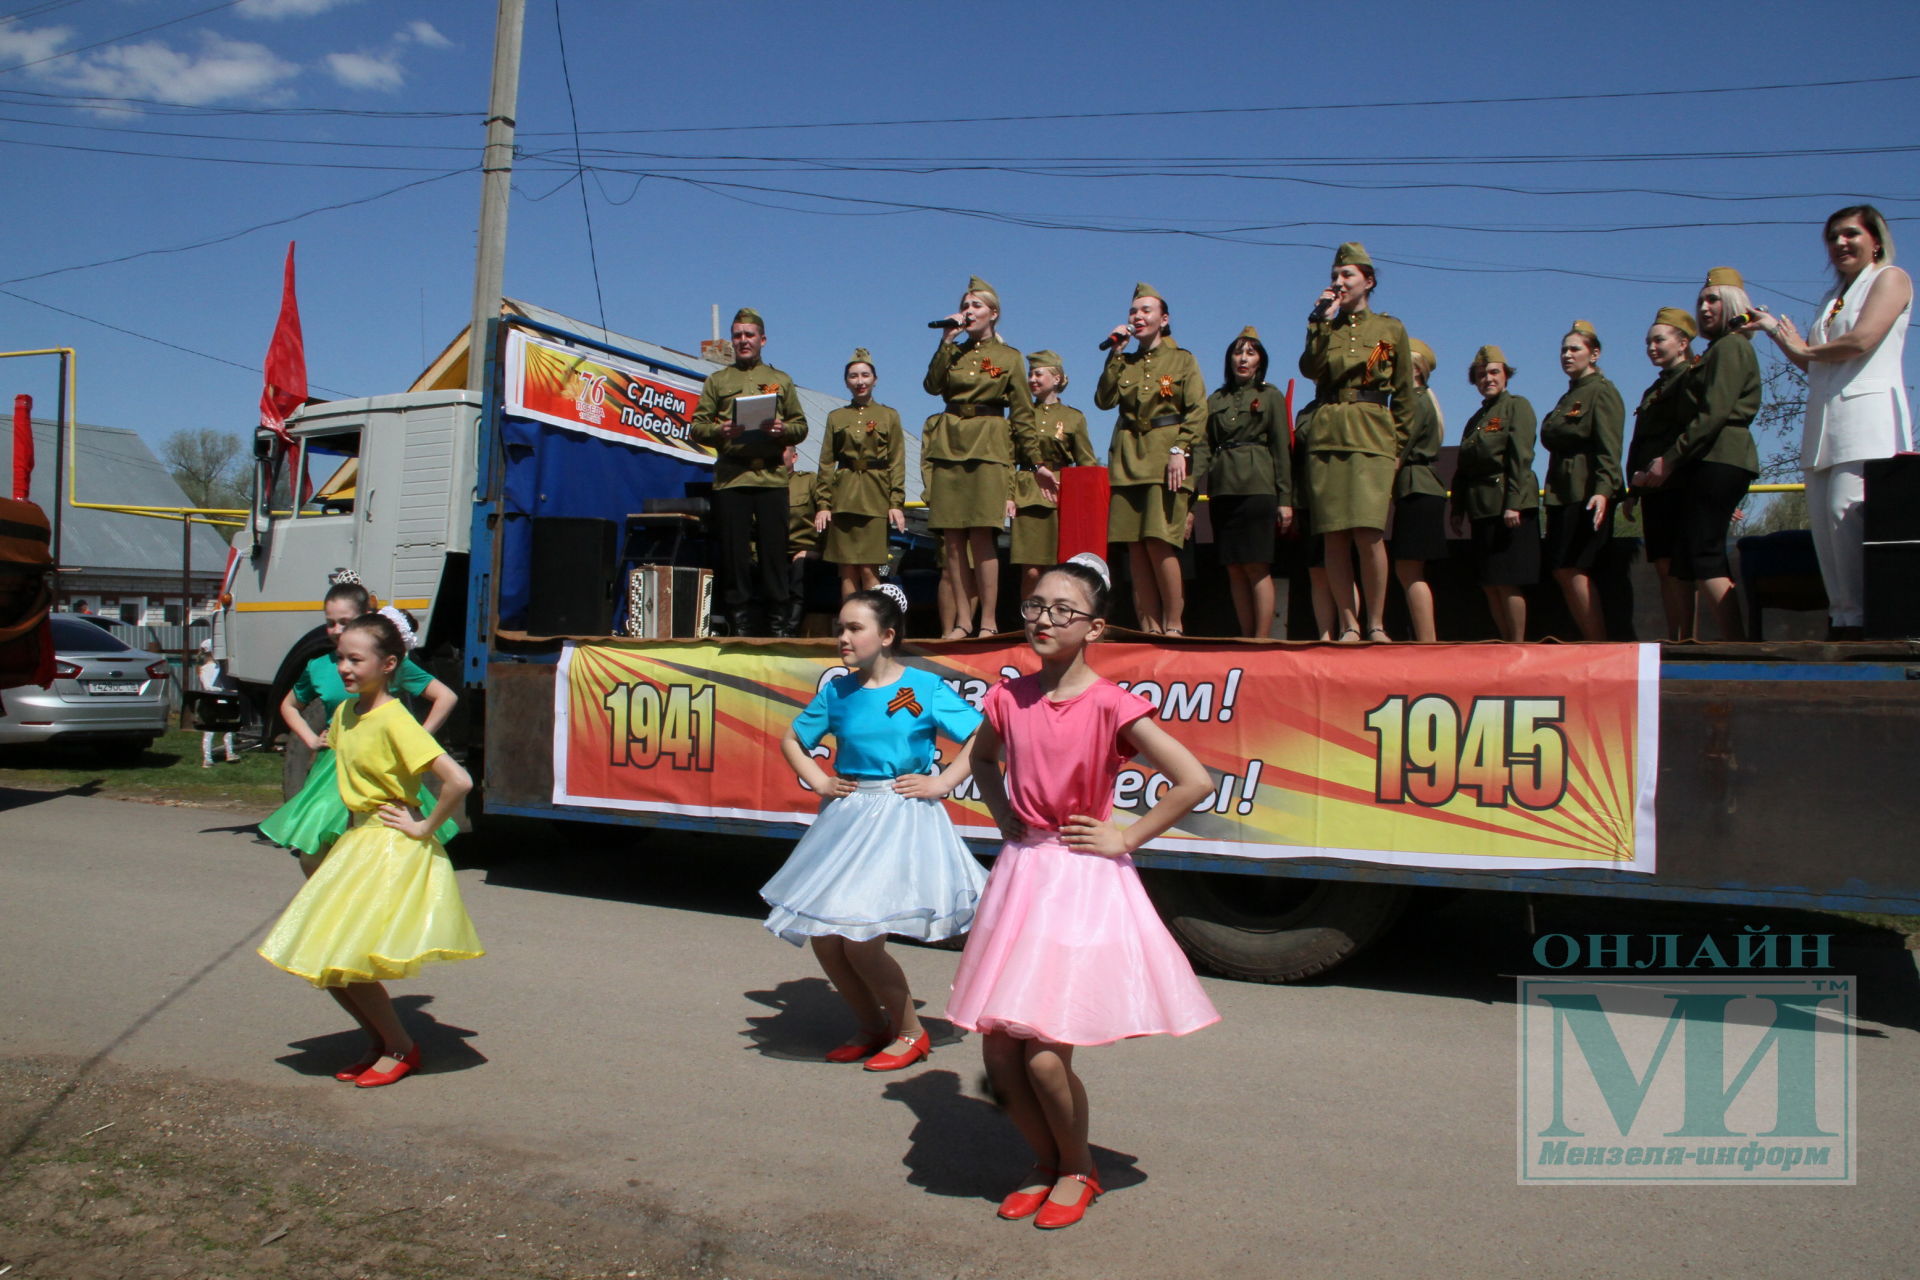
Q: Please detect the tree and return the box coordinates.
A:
[162,428,248,512]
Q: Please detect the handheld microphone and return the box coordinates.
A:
[1725,310,1758,331]
[1098,327,1131,352]
[927,318,962,329]
[1309,294,1338,322]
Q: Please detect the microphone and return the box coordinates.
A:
[927,318,962,329]
[1098,327,1131,352]
[1309,294,1338,322]
[1726,311,1758,331]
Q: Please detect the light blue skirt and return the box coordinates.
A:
[760,780,988,946]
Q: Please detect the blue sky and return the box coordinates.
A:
[1,0,1915,488]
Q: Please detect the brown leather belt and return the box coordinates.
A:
[836,457,873,472]
[946,402,1008,417]
[1127,413,1184,431]
[1334,388,1391,406]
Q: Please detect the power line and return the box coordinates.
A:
[0,83,478,118]
[541,71,1920,137]
[0,109,483,151]
[1,168,473,286]
[0,0,249,77]
[0,132,463,170]
[0,285,358,397]
[551,0,606,335]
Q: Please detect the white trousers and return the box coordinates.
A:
[1805,462,1868,627]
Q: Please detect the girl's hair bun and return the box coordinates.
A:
[1067,552,1111,588]
[877,582,910,614]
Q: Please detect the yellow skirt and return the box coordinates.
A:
[258,820,484,989]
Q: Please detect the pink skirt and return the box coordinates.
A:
[946,833,1220,1046]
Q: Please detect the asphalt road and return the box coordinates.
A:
[5,788,1919,1278]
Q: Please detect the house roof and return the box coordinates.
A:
[407,298,923,501]
[22,417,230,576]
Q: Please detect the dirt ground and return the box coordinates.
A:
[0,1055,827,1280]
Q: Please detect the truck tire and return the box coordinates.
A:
[1141,869,1410,983]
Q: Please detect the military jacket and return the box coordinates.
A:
[921,337,1032,465]
[1095,338,1206,489]
[688,361,810,490]
[1013,404,1096,509]
[1297,308,1415,459]
[1394,388,1447,499]
[1452,390,1539,521]
[787,470,819,553]
[1664,333,1760,474]
[1626,365,1693,480]
[1541,370,1625,506]
[815,403,905,517]
[1201,381,1292,502]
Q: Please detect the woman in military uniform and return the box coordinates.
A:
[1625,308,1700,639]
[1097,283,1206,634]
[1449,346,1539,642]
[1298,243,1415,642]
[1540,321,1625,641]
[1203,326,1293,637]
[1389,338,1447,642]
[923,276,1032,637]
[814,349,907,599]
[1011,350,1096,598]
[1632,268,1760,641]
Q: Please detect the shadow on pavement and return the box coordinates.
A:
[880,1068,1143,1204]
[470,819,781,921]
[742,977,962,1062]
[0,779,104,813]
[1321,887,1920,1035]
[274,994,487,1079]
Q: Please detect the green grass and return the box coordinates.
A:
[0,728,285,811]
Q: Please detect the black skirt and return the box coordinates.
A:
[1638,490,1682,562]
[1672,460,1753,582]
[1469,509,1541,586]
[1544,501,1615,572]
[1210,492,1278,565]
[1388,493,1449,563]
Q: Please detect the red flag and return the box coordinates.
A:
[259,242,307,443]
[11,393,30,501]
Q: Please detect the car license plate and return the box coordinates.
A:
[86,680,143,695]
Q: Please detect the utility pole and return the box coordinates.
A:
[467,0,526,395]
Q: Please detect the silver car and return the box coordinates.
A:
[0,613,172,757]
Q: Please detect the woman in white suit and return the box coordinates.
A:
[1752,205,1913,639]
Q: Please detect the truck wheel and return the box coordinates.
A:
[1141,869,1410,983]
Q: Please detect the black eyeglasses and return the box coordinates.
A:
[1019,599,1095,626]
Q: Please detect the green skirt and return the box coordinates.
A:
[1305,451,1394,534]
[259,747,459,857]
[1010,505,1059,566]
[1108,484,1192,547]
[824,512,888,566]
[927,460,1010,531]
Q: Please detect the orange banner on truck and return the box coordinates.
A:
[504,329,715,463]
[551,640,1659,874]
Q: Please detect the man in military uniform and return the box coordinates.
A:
[784,444,819,637]
[689,307,810,636]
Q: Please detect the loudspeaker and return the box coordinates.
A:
[527,517,619,635]
[1864,455,1920,543]
[1863,541,1920,639]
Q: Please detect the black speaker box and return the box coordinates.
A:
[1864,455,1920,543]
[1863,540,1920,639]
[527,516,619,635]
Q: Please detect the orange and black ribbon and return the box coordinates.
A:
[887,687,923,717]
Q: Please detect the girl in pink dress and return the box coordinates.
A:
[948,553,1219,1230]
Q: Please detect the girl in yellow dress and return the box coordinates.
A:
[258,609,482,1087]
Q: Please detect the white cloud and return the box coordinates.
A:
[39,32,300,106]
[0,19,76,69]
[236,0,363,18]
[324,49,402,92]
[402,21,451,49]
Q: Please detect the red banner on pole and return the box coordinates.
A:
[11,394,30,500]
[259,242,307,444]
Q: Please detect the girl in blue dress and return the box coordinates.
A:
[760,583,986,1072]
[261,577,458,866]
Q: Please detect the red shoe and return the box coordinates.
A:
[862,1029,931,1072]
[333,1048,384,1082]
[996,1165,1059,1220]
[353,1044,421,1088]
[1033,1172,1102,1229]
[824,1032,890,1064]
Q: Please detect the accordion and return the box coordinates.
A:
[620,565,713,639]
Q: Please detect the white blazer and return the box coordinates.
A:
[1801,262,1912,470]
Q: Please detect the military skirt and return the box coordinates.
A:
[1388,493,1450,563]
[824,513,889,566]
[1306,451,1394,534]
[927,460,1010,531]
[1010,504,1059,566]
[1469,510,1542,586]
[1210,492,1279,565]
[1108,484,1192,548]
[1544,502,1615,573]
